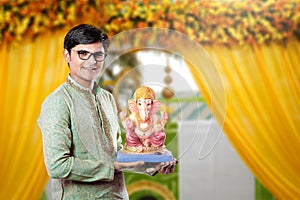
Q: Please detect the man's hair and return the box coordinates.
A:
[64,24,110,52]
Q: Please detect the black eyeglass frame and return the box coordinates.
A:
[72,49,107,62]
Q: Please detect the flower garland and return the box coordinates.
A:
[1,0,300,46]
[0,0,102,43]
[101,0,300,46]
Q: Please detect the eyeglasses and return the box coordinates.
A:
[72,50,107,62]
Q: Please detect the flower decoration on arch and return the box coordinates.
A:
[0,0,300,46]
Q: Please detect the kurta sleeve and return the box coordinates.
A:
[38,94,114,182]
[111,95,123,151]
[116,127,123,151]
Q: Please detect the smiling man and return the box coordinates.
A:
[38,24,142,199]
[38,24,177,200]
[63,25,108,90]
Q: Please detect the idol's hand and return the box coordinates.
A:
[114,160,144,172]
[119,109,127,121]
[157,159,178,175]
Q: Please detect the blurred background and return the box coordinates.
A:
[1,0,300,199]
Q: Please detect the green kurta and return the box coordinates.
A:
[38,75,128,199]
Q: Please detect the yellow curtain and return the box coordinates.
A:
[186,38,300,199]
[0,28,69,199]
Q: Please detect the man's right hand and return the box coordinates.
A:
[114,160,145,171]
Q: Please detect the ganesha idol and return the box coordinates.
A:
[116,86,173,163]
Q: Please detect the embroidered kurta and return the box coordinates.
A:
[38,75,127,199]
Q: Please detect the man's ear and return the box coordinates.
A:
[64,49,70,62]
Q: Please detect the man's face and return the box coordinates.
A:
[64,42,105,88]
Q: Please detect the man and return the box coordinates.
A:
[38,24,176,199]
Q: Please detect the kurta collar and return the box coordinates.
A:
[66,75,98,95]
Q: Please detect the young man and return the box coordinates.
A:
[38,24,176,199]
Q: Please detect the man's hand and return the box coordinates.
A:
[114,160,145,171]
[156,159,178,175]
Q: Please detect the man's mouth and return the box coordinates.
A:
[82,66,99,71]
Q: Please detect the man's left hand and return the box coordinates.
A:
[157,159,178,175]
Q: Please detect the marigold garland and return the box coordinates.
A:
[0,0,300,46]
[0,0,102,43]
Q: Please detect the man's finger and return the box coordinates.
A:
[125,160,144,168]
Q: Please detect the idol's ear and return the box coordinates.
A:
[151,100,161,115]
[128,99,138,113]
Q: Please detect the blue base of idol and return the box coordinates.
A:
[116,149,173,163]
